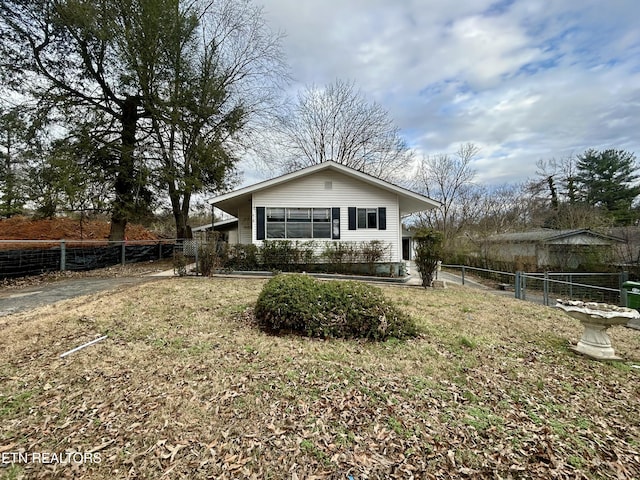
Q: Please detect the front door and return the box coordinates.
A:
[402,237,410,260]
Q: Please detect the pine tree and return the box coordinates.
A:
[574,149,640,225]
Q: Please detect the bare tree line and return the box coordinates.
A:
[411,145,640,262]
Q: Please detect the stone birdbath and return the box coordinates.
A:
[555,299,640,361]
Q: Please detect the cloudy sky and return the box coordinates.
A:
[244,0,640,187]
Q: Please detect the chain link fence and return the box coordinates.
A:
[0,239,175,279]
[442,264,625,306]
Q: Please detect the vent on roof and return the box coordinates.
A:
[324,181,333,190]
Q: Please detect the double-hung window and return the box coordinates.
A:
[265,208,286,238]
[312,208,331,238]
[357,208,378,229]
[264,207,332,239]
[348,207,387,231]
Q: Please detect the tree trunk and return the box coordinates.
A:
[109,96,140,241]
[173,209,193,239]
[169,185,193,239]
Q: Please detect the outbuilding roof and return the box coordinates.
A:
[192,218,238,232]
[486,229,625,244]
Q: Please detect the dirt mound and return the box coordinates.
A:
[0,216,159,241]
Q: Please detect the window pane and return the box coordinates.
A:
[357,209,367,229]
[313,223,331,238]
[287,208,311,222]
[286,223,312,238]
[367,209,377,229]
[267,208,285,222]
[313,208,330,222]
[266,222,285,238]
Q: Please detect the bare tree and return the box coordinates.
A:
[530,155,612,229]
[471,184,525,235]
[146,0,288,238]
[0,0,286,240]
[270,79,413,181]
[414,143,480,243]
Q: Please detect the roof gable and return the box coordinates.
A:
[210,161,440,216]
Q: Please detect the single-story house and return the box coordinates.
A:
[208,161,440,263]
[481,229,625,270]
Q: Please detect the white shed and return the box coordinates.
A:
[482,229,625,270]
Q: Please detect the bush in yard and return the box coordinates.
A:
[254,274,418,340]
[413,228,444,288]
[261,240,297,271]
[227,244,259,270]
[198,240,225,276]
[173,252,188,276]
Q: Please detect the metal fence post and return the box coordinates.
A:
[195,241,199,275]
[569,274,573,299]
[620,271,629,307]
[543,271,549,306]
[60,239,66,272]
[121,241,126,266]
[514,271,520,299]
[621,271,629,285]
[461,266,465,285]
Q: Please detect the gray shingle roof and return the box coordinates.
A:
[486,229,624,243]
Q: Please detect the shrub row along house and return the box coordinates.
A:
[203,161,440,275]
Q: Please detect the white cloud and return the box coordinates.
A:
[247,0,640,188]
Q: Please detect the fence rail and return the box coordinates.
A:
[0,239,175,280]
[441,264,626,306]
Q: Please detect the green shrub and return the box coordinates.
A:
[322,242,358,273]
[198,241,224,276]
[296,240,318,265]
[227,244,259,270]
[254,274,418,340]
[413,228,444,288]
[173,252,188,276]
[360,240,389,274]
[261,240,298,271]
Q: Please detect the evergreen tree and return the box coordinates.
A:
[0,107,31,217]
[574,149,640,225]
[26,124,116,219]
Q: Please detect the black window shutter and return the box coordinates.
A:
[332,207,340,239]
[348,207,356,230]
[256,207,265,240]
[378,207,386,230]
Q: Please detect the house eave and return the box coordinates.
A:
[209,161,440,216]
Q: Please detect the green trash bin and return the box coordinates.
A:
[622,281,640,310]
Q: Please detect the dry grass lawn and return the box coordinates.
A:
[1,277,639,479]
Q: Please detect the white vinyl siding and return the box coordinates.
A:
[252,170,401,261]
[237,203,252,244]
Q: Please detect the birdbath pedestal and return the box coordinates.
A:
[555,299,639,361]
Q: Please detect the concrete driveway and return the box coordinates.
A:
[0,276,167,317]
